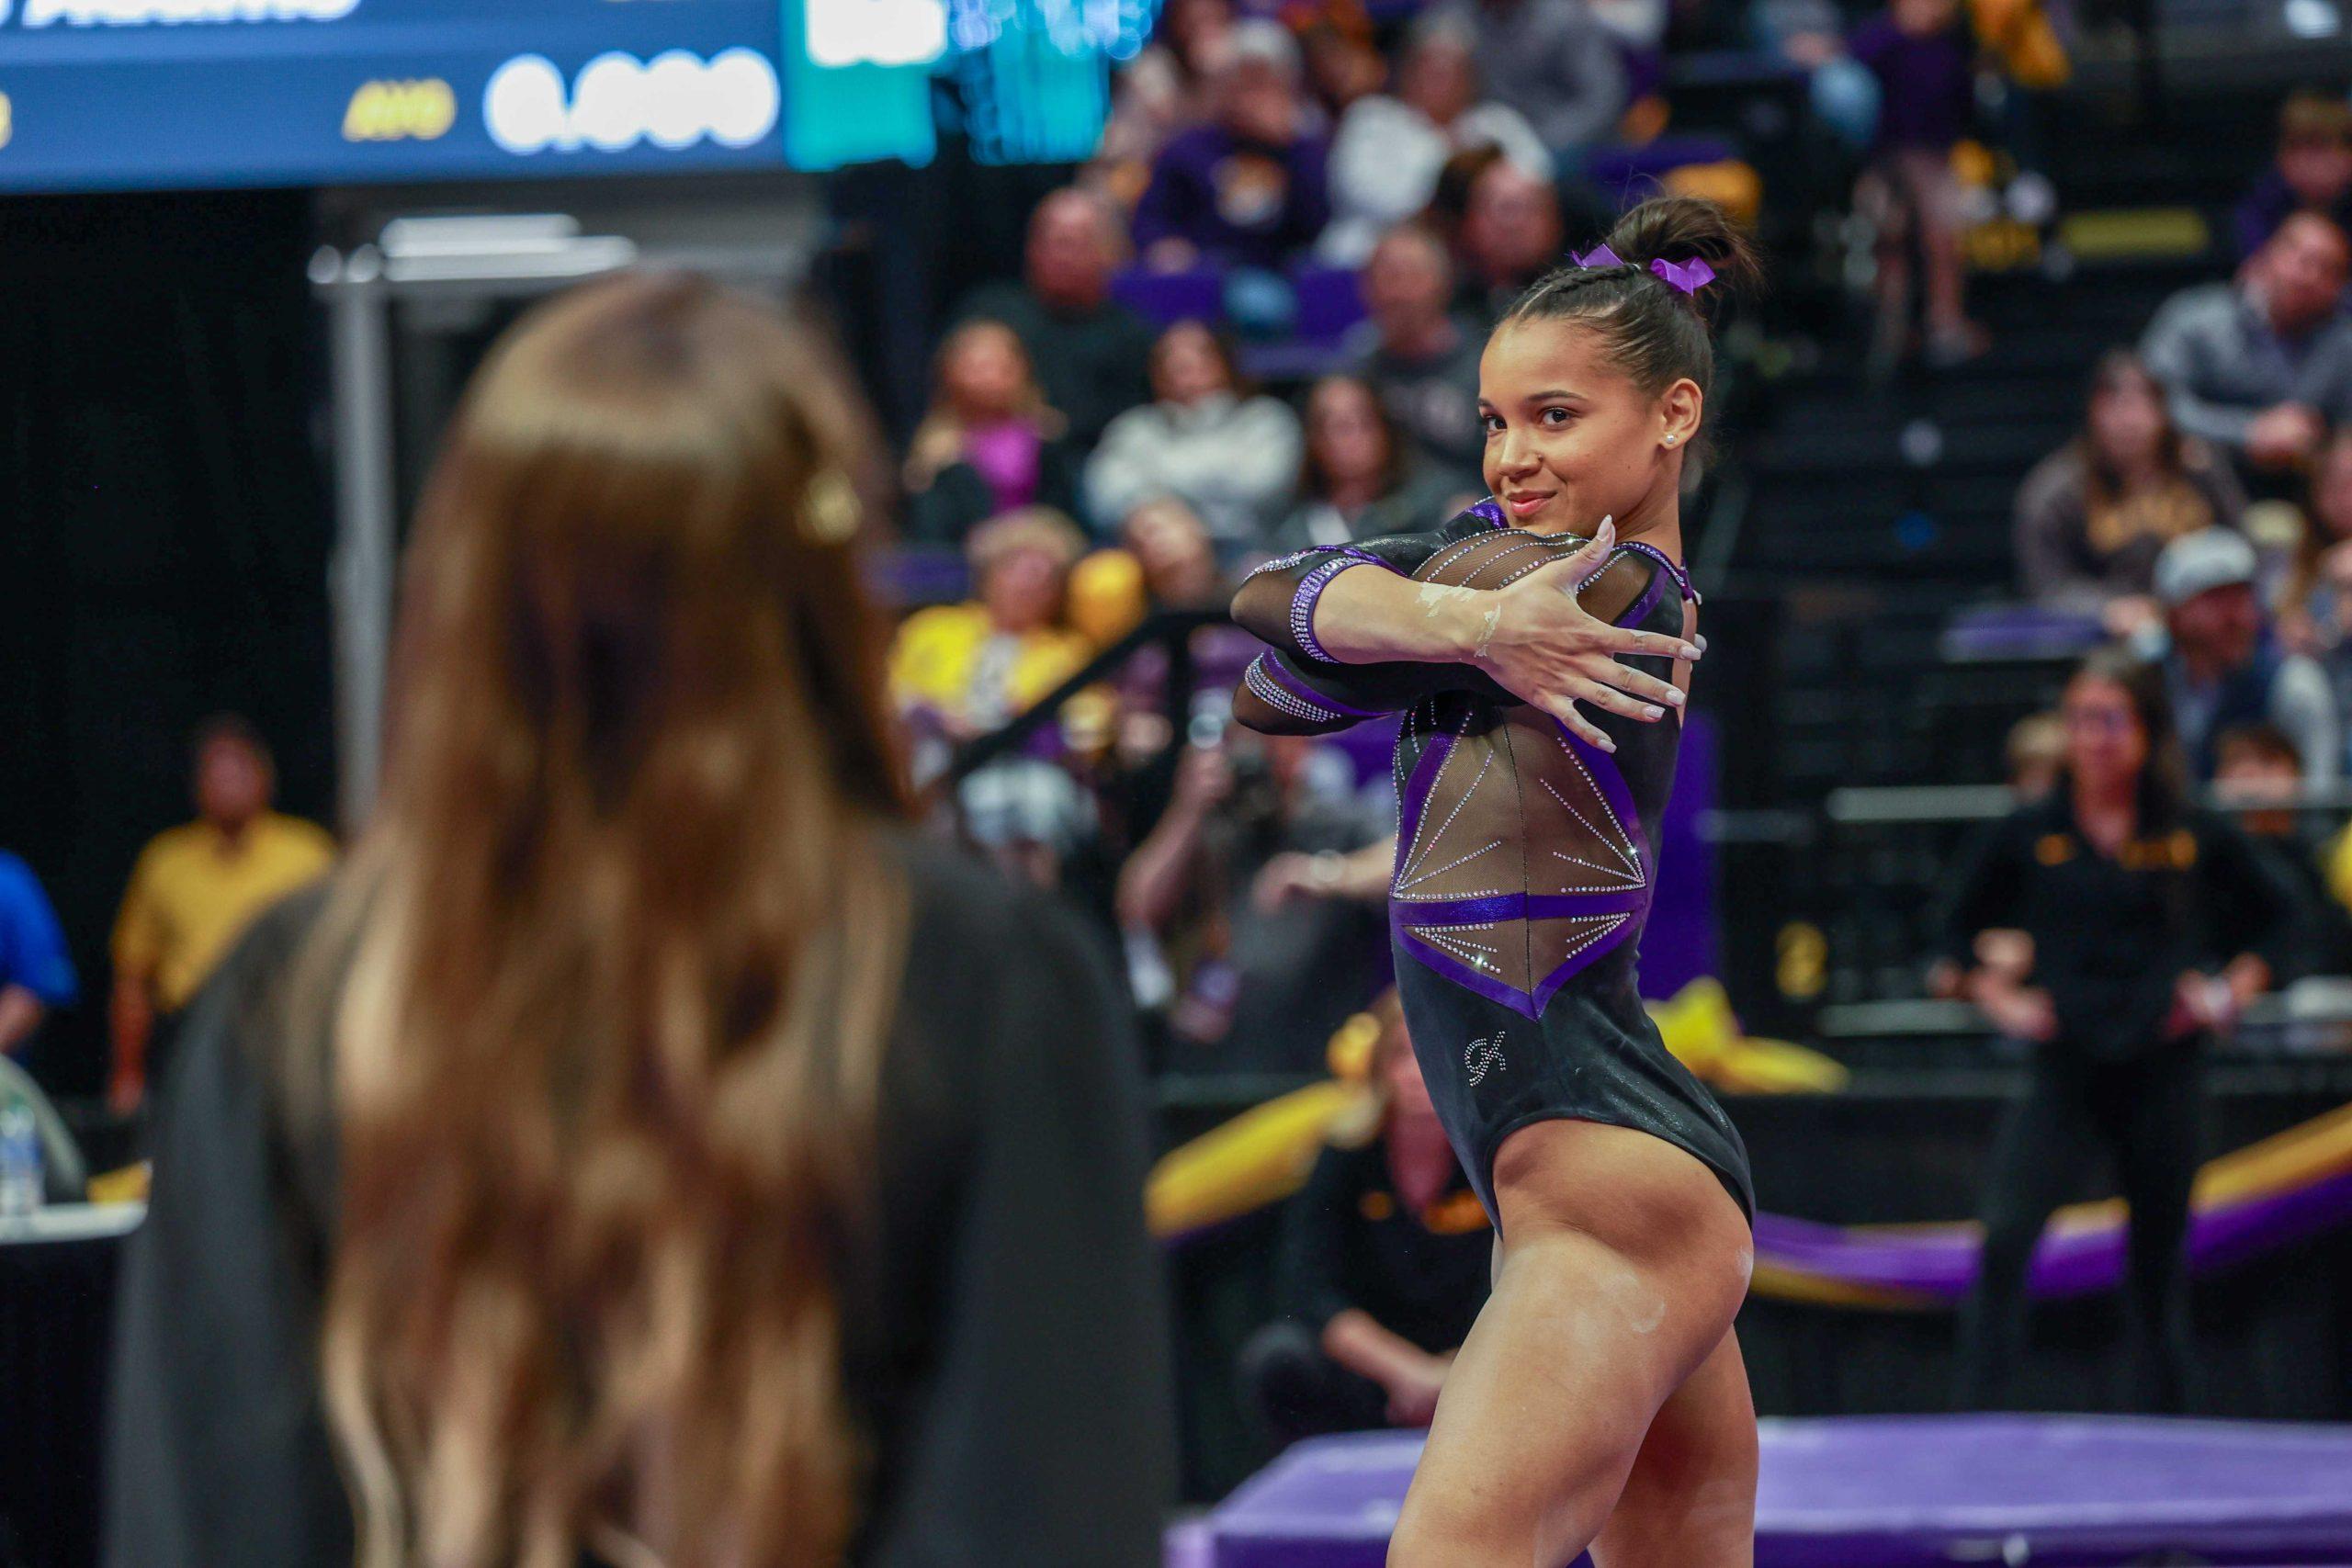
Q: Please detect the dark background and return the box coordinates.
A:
[0,190,338,1100]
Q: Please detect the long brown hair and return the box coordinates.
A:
[306,272,910,1568]
[2075,349,2189,517]
[2286,425,2352,615]
[1298,373,1410,503]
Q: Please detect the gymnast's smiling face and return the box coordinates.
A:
[1477,316,1699,536]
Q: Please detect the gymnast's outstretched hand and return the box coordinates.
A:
[1472,520,1702,753]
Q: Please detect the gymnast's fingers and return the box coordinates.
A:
[1540,694,1617,753]
[1587,660,1685,709]
[1589,621,1703,662]
[1574,680,1668,725]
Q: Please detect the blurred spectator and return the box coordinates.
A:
[1133,21,1333,273]
[1255,832,1399,908]
[2211,723,2352,979]
[1851,0,1987,368]
[1091,501,1265,770]
[903,321,1080,547]
[0,851,76,1060]
[2233,91,2352,264]
[1116,725,1387,1072]
[1425,0,1628,154]
[1589,0,1669,55]
[1277,375,1476,548]
[1752,0,1883,152]
[1455,156,1566,324]
[955,189,1159,448]
[1298,12,1388,122]
[888,507,1099,744]
[1346,224,1488,479]
[956,758,1104,896]
[2007,710,2066,802]
[2016,350,2245,635]
[2274,427,2352,657]
[2152,529,2338,784]
[108,716,334,1111]
[1239,994,1490,1443]
[1126,495,1230,613]
[1064,495,1235,649]
[1589,0,1669,108]
[1098,0,1236,204]
[1318,18,1553,266]
[2141,212,2352,476]
[1085,320,1303,550]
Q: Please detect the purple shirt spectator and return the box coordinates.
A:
[2233,169,2352,265]
[1848,16,1972,151]
[964,420,1045,513]
[1133,124,1334,271]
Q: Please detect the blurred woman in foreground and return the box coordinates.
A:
[105,274,1173,1568]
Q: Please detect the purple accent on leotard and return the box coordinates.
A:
[1395,911,1646,1020]
[1390,725,1457,875]
[1239,544,1387,589]
[1280,547,1392,664]
[1387,714,1655,1019]
[1466,497,1507,528]
[1250,651,1388,719]
[1616,539,1699,604]
[1396,923,1546,1019]
[1617,559,1669,635]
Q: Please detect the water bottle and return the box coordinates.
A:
[0,1097,42,1218]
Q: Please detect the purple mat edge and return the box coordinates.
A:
[1750,1164,2352,1300]
[1197,1417,2352,1568]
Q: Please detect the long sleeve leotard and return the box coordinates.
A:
[1232,501,1753,1225]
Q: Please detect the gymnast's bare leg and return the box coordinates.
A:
[1387,1119,1755,1567]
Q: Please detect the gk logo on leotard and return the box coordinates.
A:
[1464,1032,1505,1085]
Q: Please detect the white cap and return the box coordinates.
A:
[2154,527,2257,608]
[1224,18,1301,77]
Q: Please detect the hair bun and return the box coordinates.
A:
[1603,196,1762,313]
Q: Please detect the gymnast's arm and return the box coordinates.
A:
[1228,533,1507,736]
[1230,522,1702,751]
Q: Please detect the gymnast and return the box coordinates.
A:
[1231,196,1760,1566]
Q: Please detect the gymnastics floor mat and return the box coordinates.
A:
[1175,1415,2352,1566]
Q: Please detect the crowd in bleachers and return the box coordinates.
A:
[856,0,2110,1079]
[1996,92,2352,985]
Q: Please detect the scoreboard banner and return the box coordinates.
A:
[0,0,1148,189]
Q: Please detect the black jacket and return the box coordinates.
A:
[105,841,1174,1567]
[1939,795,2296,1059]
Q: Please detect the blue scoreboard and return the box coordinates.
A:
[0,0,1149,190]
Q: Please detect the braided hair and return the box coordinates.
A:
[1502,196,1761,409]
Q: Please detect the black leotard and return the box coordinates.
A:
[1232,501,1753,1228]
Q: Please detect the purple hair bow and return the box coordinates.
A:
[1571,243,1715,296]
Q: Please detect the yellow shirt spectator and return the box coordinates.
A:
[888,507,1113,750]
[112,812,335,1012]
[889,602,1095,731]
